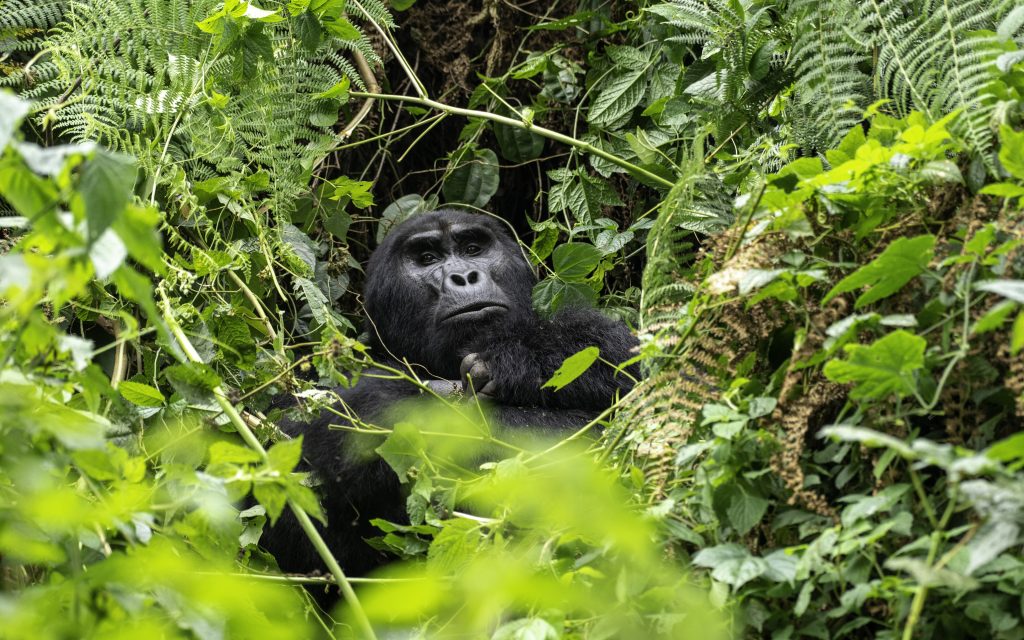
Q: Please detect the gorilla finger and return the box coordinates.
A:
[460,352,481,381]
[478,380,498,397]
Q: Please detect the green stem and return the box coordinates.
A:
[157,288,377,640]
[901,486,959,640]
[350,90,675,189]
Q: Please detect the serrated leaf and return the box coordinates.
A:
[824,235,935,308]
[267,437,303,473]
[80,150,138,244]
[209,441,263,465]
[542,346,600,391]
[119,381,166,407]
[443,148,500,208]
[998,124,1024,180]
[693,544,767,588]
[714,483,768,535]
[588,68,646,127]
[532,278,597,315]
[552,242,602,281]
[823,330,926,400]
[164,363,222,403]
[376,422,425,483]
[253,482,287,524]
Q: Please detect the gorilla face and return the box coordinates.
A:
[364,210,535,379]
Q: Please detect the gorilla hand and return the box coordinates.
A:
[460,352,497,398]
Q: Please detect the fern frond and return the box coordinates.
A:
[863,0,1010,161]
[788,0,870,150]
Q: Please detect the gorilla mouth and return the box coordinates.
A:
[442,302,508,322]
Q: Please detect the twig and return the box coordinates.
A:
[226,270,278,342]
[350,90,675,188]
[157,287,377,640]
[340,48,380,140]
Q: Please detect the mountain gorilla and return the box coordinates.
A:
[262,209,639,590]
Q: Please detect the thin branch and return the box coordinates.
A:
[350,90,675,188]
[340,48,380,140]
[157,288,377,640]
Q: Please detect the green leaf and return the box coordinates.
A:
[323,15,361,40]
[1012,310,1024,355]
[824,235,936,309]
[693,544,767,588]
[253,482,288,524]
[823,330,927,400]
[209,441,263,465]
[267,438,303,473]
[376,422,425,483]
[542,346,600,391]
[588,67,646,127]
[713,483,768,535]
[0,92,29,151]
[493,121,544,163]
[975,280,1024,303]
[80,150,138,244]
[979,182,1024,198]
[998,124,1024,180]
[552,242,602,281]
[987,431,1024,463]
[118,381,166,407]
[532,278,598,315]
[443,148,500,208]
[164,363,222,404]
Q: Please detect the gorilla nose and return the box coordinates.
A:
[449,271,481,287]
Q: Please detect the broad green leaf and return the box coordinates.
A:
[209,441,263,465]
[987,431,1024,463]
[0,91,29,151]
[588,67,646,127]
[552,242,602,281]
[493,121,544,163]
[285,479,325,524]
[377,193,438,243]
[542,346,600,391]
[164,363,222,403]
[0,156,59,218]
[972,300,1017,334]
[119,380,166,407]
[998,124,1024,180]
[443,147,500,208]
[713,483,768,535]
[823,330,927,400]
[80,150,138,243]
[323,15,360,40]
[267,438,303,473]
[253,482,288,524]
[979,182,1024,198]
[532,278,597,315]
[975,279,1024,303]
[693,544,767,588]
[824,235,936,308]
[376,422,426,483]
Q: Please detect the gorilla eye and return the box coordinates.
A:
[419,251,439,265]
[465,244,482,256]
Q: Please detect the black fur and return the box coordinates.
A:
[261,209,638,590]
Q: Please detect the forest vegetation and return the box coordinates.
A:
[1,0,1024,638]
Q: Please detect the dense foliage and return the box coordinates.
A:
[1,0,1024,638]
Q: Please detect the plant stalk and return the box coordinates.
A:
[157,288,377,640]
[350,90,676,189]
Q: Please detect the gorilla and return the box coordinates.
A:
[262,209,638,591]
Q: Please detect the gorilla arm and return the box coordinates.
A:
[461,307,639,414]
